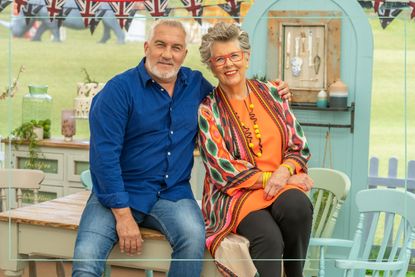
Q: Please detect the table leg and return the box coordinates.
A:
[0,222,28,277]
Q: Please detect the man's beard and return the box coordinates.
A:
[147,59,179,81]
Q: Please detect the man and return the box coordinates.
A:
[72,19,290,277]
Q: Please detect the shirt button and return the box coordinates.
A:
[161,88,164,91]
[170,131,174,135]
[157,191,161,196]
[152,80,155,83]
[165,174,169,179]
[167,152,171,156]
[170,107,172,111]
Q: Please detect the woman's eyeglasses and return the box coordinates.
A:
[210,51,244,67]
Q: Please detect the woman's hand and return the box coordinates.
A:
[287,173,314,191]
[263,167,291,200]
[271,80,291,101]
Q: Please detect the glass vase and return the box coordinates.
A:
[22,85,53,124]
[61,109,76,141]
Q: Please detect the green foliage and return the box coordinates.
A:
[37,119,51,139]
[11,119,51,170]
[81,67,98,84]
[0,65,25,100]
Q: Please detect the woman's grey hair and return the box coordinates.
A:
[199,22,251,66]
[147,19,188,45]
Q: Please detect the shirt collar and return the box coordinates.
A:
[137,57,189,87]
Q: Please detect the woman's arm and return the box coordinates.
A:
[198,98,264,196]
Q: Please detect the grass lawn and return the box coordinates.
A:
[0,11,414,177]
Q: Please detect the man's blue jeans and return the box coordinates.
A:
[72,193,205,277]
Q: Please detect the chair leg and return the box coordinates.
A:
[55,261,65,277]
[318,247,325,277]
[28,261,37,277]
[145,270,154,277]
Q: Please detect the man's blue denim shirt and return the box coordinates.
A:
[89,58,213,213]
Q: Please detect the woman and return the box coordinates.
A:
[198,22,314,277]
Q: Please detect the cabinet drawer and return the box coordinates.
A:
[67,154,89,182]
[13,151,64,181]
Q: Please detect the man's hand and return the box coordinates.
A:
[263,167,290,201]
[111,207,143,256]
[271,80,291,101]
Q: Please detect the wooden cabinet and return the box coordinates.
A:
[1,139,206,200]
[2,139,90,198]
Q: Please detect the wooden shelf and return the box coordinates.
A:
[291,102,355,133]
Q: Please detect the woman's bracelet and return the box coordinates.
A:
[262,171,272,189]
[280,163,294,176]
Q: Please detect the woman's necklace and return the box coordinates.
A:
[235,89,263,158]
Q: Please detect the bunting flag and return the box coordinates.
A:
[0,0,414,34]
[15,0,28,14]
[181,0,203,24]
[409,1,415,19]
[0,0,12,13]
[57,6,73,27]
[124,9,136,31]
[75,0,101,27]
[218,0,241,22]
[89,9,105,34]
[22,3,42,25]
[373,0,384,13]
[144,0,170,17]
[45,0,66,21]
[109,1,136,30]
[377,2,403,28]
[358,0,373,9]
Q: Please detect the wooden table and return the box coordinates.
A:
[0,191,219,277]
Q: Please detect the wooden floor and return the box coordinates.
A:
[0,262,165,277]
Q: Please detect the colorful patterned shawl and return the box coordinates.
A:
[198,79,310,265]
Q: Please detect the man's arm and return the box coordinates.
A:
[89,80,142,255]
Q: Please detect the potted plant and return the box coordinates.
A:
[11,119,51,169]
[74,68,104,119]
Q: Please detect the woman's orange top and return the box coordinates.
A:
[229,93,301,232]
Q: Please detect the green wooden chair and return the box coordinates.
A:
[304,167,352,277]
[309,188,415,277]
[80,170,154,277]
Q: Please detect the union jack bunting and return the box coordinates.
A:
[410,1,415,19]
[75,0,102,27]
[358,0,373,9]
[377,3,403,28]
[89,9,105,34]
[45,0,66,21]
[373,0,384,13]
[109,1,136,30]
[144,0,170,17]
[15,0,28,14]
[22,3,43,25]
[219,0,242,22]
[0,0,12,13]
[56,6,74,27]
[181,0,203,24]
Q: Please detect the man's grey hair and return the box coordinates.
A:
[199,22,250,66]
[147,19,188,45]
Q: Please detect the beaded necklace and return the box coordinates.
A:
[235,89,263,158]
